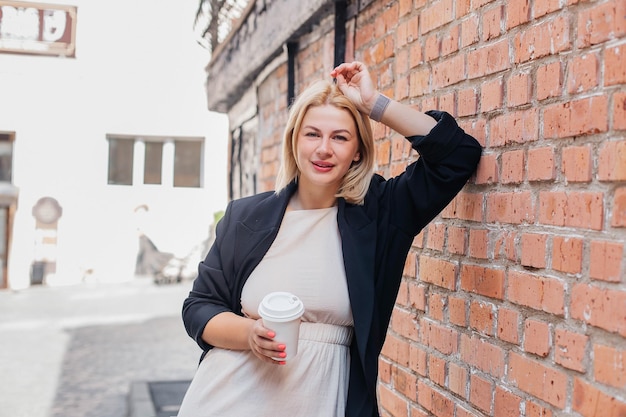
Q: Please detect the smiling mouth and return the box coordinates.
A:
[313,161,333,169]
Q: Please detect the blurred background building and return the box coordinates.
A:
[0,0,229,289]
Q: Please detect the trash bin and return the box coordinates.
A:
[31,261,46,285]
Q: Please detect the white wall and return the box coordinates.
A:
[0,0,228,288]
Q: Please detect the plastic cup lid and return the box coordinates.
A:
[258,292,304,321]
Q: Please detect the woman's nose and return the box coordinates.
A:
[317,136,332,155]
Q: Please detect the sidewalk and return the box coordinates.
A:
[0,278,200,417]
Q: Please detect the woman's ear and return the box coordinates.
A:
[353,153,361,162]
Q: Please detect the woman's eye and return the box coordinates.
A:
[334,135,348,141]
[305,131,320,137]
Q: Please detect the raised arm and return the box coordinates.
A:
[330,61,437,136]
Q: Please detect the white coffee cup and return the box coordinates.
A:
[258,292,305,361]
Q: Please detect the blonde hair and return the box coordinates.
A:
[275,80,375,205]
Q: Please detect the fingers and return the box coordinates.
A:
[331,61,367,82]
[248,319,287,365]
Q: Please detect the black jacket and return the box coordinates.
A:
[182,111,482,417]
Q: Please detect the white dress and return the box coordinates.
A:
[177,206,354,417]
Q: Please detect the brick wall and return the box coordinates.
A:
[253,0,626,416]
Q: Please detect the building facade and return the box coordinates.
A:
[200,0,626,416]
[0,0,229,289]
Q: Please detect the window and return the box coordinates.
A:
[107,135,204,187]
[174,140,202,187]
[108,137,134,185]
[0,133,13,183]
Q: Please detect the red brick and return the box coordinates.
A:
[555,328,588,372]
[403,251,417,279]
[420,0,455,34]
[381,333,411,367]
[520,233,547,268]
[614,91,626,130]
[562,145,592,182]
[426,223,445,250]
[469,300,495,336]
[514,16,570,63]
[441,24,459,56]
[494,386,522,417]
[506,0,530,29]
[379,384,409,417]
[448,362,467,398]
[571,283,626,336]
[507,71,531,107]
[444,192,483,222]
[409,41,424,69]
[447,225,466,255]
[594,343,626,389]
[486,191,535,224]
[428,355,446,387]
[424,33,440,62]
[428,293,445,321]
[391,307,419,341]
[419,255,457,290]
[494,231,517,261]
[526,401,553,417]
[481,77,504,113]
[489,108,538,146]
[507,270,565,315]
[567,52,599,93]
[468,229,488,259]
[417,381,454,417]
[460,264,505,299]
[449,296,467,327]
[523,319,551,357]
[475,153,498,184]
[613,187,626,227]
[456,405,481,417]
[379,358,392,384]
[543,96,608,138]
[469,374,493,413]
[498,307,520,344]
[432,54,465,88]
[409,68,430,97]
[577,1,626,48]
[527,147,555,181]
[598,140,626,181]
[460,334,505,377]
[508,352,567,408]
[572,378,626,417]
[410,345,428,377]
[552,236,583,274]
[482,5,503,40]
[468,39,510,78]
[536,61,562,101]
[460,14,479,47]
[420,318,459,355]
[438,92,455,115]
[589,240,624,282]
[533,0,561,18]
[408,281,426,311]
[395,366,418,402]
[501,149,525,184]
[457,87,477,116]
[539,191,604,231]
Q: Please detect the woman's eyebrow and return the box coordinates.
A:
[302,125,354,135]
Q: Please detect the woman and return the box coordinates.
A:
[178,61,482,417]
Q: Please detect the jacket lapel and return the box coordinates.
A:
[338,199,376,371]
[234,184,295,284]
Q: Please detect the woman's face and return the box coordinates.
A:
[295,104,360,194]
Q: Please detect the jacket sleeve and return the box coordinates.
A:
[382,110,482,237]
[182,201,236,352]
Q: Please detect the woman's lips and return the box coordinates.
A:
[312,161,333,172]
